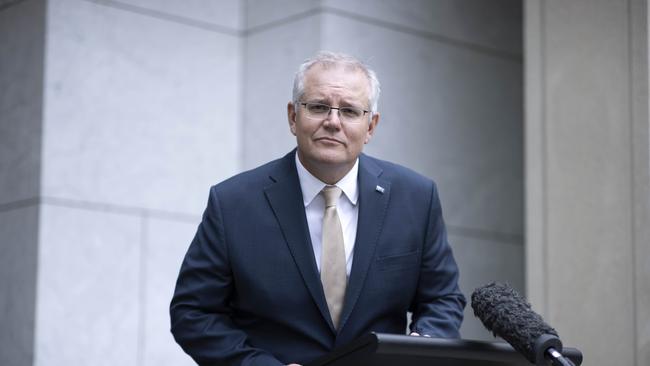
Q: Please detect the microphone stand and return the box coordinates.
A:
[545,347,575,366]
[535,335,575,366]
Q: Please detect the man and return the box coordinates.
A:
[170,51,466,366]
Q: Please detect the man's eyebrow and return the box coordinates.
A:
[304,97,329,104]
[343,100,364,106]
[338,99,365,108]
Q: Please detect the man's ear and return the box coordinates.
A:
[287,102,297,135]
[364,112,380,144]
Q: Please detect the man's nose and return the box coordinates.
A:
[323,108,342,127]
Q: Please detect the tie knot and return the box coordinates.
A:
[322,185,342,208]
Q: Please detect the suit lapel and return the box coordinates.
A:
[338,155,391,331]
[263,152,332,326]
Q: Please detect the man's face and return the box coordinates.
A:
[288,64,379,181]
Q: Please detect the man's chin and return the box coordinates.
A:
[298,147,355,168]
[313,151,349,165]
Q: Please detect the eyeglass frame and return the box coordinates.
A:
[298,102,370,124]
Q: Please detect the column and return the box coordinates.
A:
[525,1,650,365]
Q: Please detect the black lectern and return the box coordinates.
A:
[307,333,583,366]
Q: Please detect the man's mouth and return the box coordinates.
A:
[315,137,344,145]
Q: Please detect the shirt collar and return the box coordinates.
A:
[295,151,359,207]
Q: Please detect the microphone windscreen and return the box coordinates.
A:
[471,282,559,363]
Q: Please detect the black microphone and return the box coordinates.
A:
[471,282,575,366]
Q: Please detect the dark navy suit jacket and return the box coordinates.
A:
[170,151,466,366]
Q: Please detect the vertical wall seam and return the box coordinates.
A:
[626,0,639,365]
[32,0,48,363]
[540,0,550,317]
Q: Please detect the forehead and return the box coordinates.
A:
[302,63,370,102]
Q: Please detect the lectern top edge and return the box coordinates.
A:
[307,333,583,366]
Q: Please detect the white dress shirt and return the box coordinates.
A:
[295,152,359,276]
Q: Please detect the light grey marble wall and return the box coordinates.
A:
[244,0,523,340]
[244,13,320,167]
[37,0,242,363]
[142,217,199,366]
[35,204,141,365]
[42,0,242,215]
[525,0,650,365]
[1,0,243,365]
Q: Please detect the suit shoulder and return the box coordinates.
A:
[362,154,436,189]
[210,155,285,196]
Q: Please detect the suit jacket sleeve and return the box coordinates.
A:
[409,182,466,337]
[170,187,284,366]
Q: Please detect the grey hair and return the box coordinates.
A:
[292,51,381,115]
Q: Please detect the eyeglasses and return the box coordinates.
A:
[300,102,369,124]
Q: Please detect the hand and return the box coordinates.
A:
[409,332,431,337]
